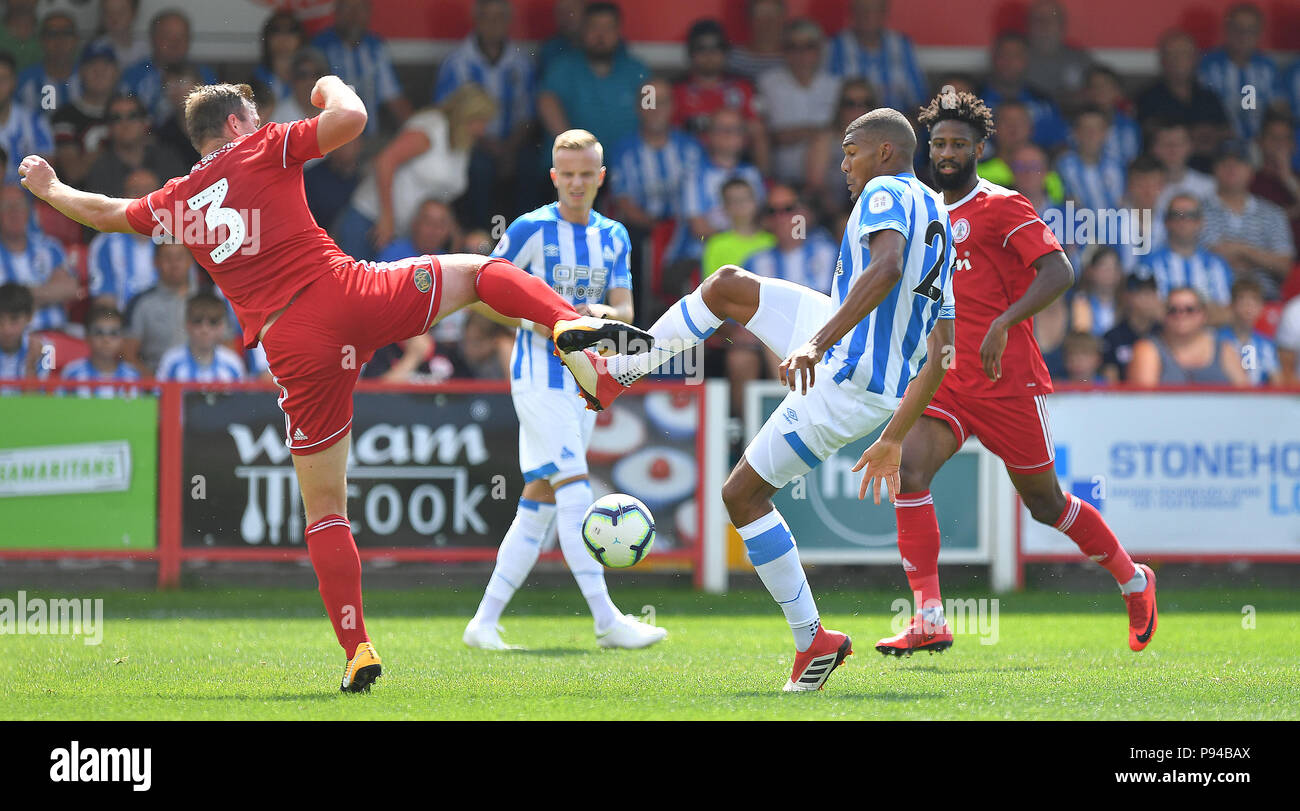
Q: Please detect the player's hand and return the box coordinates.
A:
[852,437,902,505]
[310,75,346,109]
[18,155,57,199]
[979,319,1009,381]
[370,210,395,249]
[779,341,823,394]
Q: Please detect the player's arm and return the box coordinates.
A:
[580,286,632,323]
[780,228,905,394]
[313,75,369,155]
[18,156,133,233]
[980,249,1073,381]
[852,317,956,504]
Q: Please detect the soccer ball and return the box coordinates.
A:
[581,494,655,568]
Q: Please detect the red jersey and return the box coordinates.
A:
[672,77,756,133]
[124,118,352,348]
[943,178,1061,397]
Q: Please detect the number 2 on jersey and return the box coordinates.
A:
[187,178,245,264]
[912,220,946,302]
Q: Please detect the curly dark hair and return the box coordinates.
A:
[917,88,996,142]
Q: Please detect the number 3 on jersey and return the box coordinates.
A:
[187,178,245,264]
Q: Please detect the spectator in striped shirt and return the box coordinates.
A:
[88,168,160,314]
[1056,106,1126,214]
[434,0,537,225]
[1218,277,1280,385]
[980,32,1068,150]
[0,51,52,184]
[1081,65,1141,169]
[1197,3,1283,140]
[60,306,140,398]
[1201,139,1295,299]
[155,293,246,383]
[0,183,74,333]
[1114,155,1168,273]
[678,107,766,260]
[727,0,787,82]
[1138,193,1234,323]
[118,10,218,125]
[0,281,45,381]
[609,76,704,233]
[746,184,838,294]
[1069,245,1124,337]
[16,11,79,117]
[312,0,411,136]
[253,10,304,109]
[756,18,838,186]
[1024,0,1093,100]
[824,0,926,114]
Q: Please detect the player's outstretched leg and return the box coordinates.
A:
[293,433,382,692]
[465,497,555,650]
[878,416,960,656]
[561,266,827,410]
[1012,469,1157,651]
[723,459,852,691]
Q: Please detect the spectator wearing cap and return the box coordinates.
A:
[0,0,41,72]
[824,0,925,113]
[1056,106,1126,214]
[1135,193,1234,324]
[93,0,150,71]
[119,9,218,125]
[728,0,787,81]
[60,306,140,398]
[0,52,52,184]
[609,76,704,234]
[756,18,839,186]
[675,19,768,172]
[0,184,75,334]
[1197,3,1282,140]
[1136,30,1230,161]
[254,10,305,107]
[1249,113,1300,258]
[311,0,411,136]
[1080,65,1141,169]
[538,3,648,158]
[1217,277,1280,386]
[1150,122,1216,209]
[50,42,119,187]
[83,93,189,198]
[1100,275,1163,381]
[16,11,80,116]
[1129,286,1248,386]
[1024,0,1094,100]
[1201,139,1295,299]
[87,168,160,314]
[980,32,1068,151]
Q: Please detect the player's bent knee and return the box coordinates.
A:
[702,265,759,321]
[898,467,933,495]
[1025,492,1067,526]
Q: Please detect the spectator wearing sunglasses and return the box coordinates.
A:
[1135,193,1234,324]
[155,292,246,383]
[83,93,188,198]
[1128,286,1247,386]
[746,184,837,294]
[60,306,140,397]
[674,19,767,171]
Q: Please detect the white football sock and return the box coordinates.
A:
[473,499,556,626]
[607,287,723,385]
[554,478,619,630]
[736,509,820,652]
[1120,568,1148,595]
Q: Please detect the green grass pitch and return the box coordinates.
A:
[2,585,1295,720]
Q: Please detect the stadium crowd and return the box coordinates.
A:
[1,0,1299,401]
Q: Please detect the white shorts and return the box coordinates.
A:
[513,386,597,483]
[743,277,898,488]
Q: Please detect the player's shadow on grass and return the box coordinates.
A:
[731,690,936,702]
[513,648,590,657]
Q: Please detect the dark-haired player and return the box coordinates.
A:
[877,89,1157,656]
[19,78,649,693]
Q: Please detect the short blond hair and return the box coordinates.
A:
[552,129,603,164]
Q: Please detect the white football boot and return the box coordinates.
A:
[596,614,668,649]
[463,620,522,651]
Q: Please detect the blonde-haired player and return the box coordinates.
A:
[464,130,668,650]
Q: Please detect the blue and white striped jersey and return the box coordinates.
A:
[0,101,53,183]
[155,344,246,383]
[746,231,839,294]
[87,231,157,312]
[1056,151,1127,214]
[60,357,141,398]
[609,129,704,220]
[825,172,956,399]
[0,332,32,379]
[0,234,69,332]
[1136,245,1234,305]
[491,203,633,393]
[118,61,219,122]
[824,30,927,112]
[312,29,404,136]
[433,35,535,140]
[1197,49,1279,139]
[16,65,80,117]
[1217,326,1279,386]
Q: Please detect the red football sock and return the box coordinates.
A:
[1055,494,1137,585]
[474,258,581,329]
[895,490,942,615]
[305,514,369,658]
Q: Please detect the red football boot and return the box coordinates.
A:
[782,625,853,692]
[1125,563,1158,651]
[558,347,631,412]
[875,614,953,657]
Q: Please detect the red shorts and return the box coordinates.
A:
[924,386,1056,473]
[260,256,442,455]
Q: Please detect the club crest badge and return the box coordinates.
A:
[413,266,432,293]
